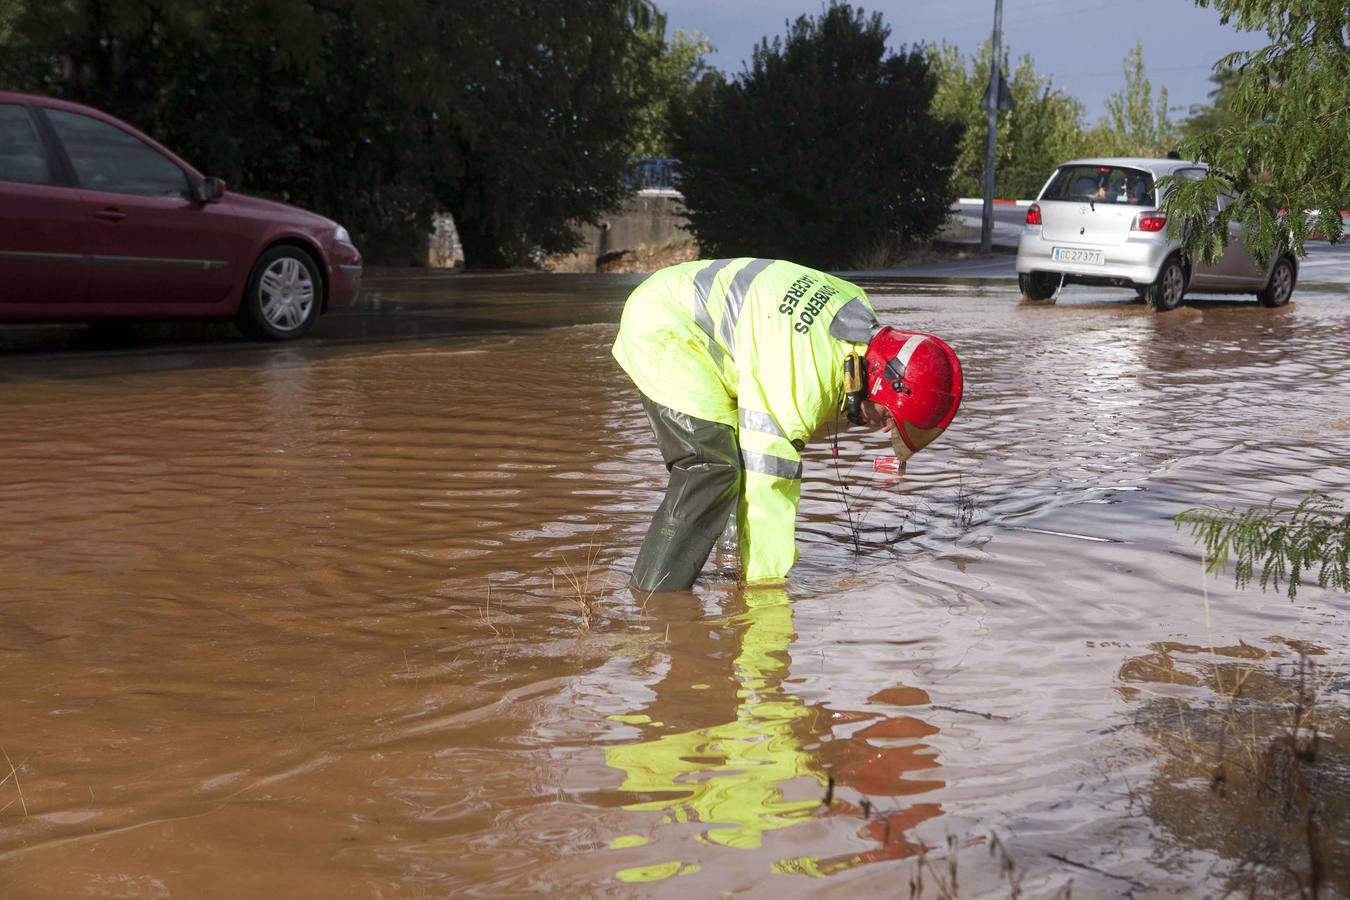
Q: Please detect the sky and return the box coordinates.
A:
[656,0,1270,122]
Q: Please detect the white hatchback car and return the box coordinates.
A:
[1016,157,1297,311]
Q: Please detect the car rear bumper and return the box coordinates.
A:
[1016,229,1171,286]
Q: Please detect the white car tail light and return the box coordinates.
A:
[1132,211,1167,232]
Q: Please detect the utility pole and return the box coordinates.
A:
[980,0,1004,254]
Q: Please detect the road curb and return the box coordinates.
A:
[954,198,1033,207]
[932,240,1018,256]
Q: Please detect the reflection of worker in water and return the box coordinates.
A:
[605,588,945,883]
[605,588,818,875]
[612,259,963,591]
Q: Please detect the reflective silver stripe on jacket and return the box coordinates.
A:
[692,258,735,367]
[738,407,786,438]
[718,258,775,356]
[741,450,802,480]
[828,297,879,343]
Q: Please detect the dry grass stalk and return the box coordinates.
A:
[1,746,28,816]
[555,542,607,632]
[988,832,1025,899]
[479,582,501,636]
[955,474,976,531]
[1130,640,1347,897]
[907,835,964,900]
[445,579,508,637]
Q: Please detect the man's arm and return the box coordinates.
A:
[736,405,805,583]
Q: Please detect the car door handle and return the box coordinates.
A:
[93,208,126,222]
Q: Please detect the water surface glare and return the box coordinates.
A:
[1,274,1348,897]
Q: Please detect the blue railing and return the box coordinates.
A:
[624,157,680,192]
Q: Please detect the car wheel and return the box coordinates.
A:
[237,245,322,340]
[1018,272,1058,302]
[1257,257,1295,308]
[1145,257,1187,312]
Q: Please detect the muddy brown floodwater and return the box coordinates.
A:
[1,273,1348,898]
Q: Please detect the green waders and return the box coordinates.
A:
[630,396,743,592]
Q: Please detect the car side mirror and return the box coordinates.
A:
[193,176,226,203]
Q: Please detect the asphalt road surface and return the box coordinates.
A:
[0,229,1344,367]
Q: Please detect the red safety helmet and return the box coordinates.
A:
[864,327,963,462]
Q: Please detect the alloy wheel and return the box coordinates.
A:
[258,256,316,332]
[1269,264,1292,305]
[1160,264,1184,307]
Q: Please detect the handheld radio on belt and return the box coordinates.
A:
[843,354,867,425]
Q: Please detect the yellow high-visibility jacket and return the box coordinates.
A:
[612,259,879,583]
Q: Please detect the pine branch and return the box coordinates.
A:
[1175,493,1350,600]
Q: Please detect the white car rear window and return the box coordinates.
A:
[1043,165,1155,206]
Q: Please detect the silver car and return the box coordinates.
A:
[1016,156,1297,311]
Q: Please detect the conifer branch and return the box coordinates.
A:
[1175,493,1350,600]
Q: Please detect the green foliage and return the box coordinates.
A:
[1159,0,1349,266]
[631,27,714,157]
[928,41,1087,199]
[1176,494,1350,600]
[1081,42,1178,157]
[431,1,661,267]
[0,0,662,266]
[1181,67,1243,140]
[671,2,961,268]
[0,0,21,44]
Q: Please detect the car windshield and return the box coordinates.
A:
[1042,164,1155,206]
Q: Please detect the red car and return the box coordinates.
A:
[0,91,362,340]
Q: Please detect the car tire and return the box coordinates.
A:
[1257,257,1295,308]
[237,245,323,340]
[1018,272,1058,302]
[1145,257,1187,312]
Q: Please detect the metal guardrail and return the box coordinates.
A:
[624,157,680,192]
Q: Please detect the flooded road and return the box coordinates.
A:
[1,273,1348,897]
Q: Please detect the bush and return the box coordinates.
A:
[671,2,961,269]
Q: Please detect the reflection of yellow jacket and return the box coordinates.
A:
[605,589,821,882]
[612,260,876,582]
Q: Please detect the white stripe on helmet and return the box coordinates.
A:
[896,334,927,366]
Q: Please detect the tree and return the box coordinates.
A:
[0,0,208,128]
[0,0,465,261]
[1167,2,1349,608]
[0,0,21,44]
[438,0,661,266]
[631,27,714,158]
[1160,0,1348,266]
[1177,494,1349,600]
[928,41,1087,200]
[1082,42,1178,157]
[0,0,663,266]
[1180,66,1242,140]
[672,2,961,268]
[158,0,439,262]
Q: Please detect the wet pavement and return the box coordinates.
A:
[1,271,1348,897]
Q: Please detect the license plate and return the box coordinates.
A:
[1052,247,1103,264]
